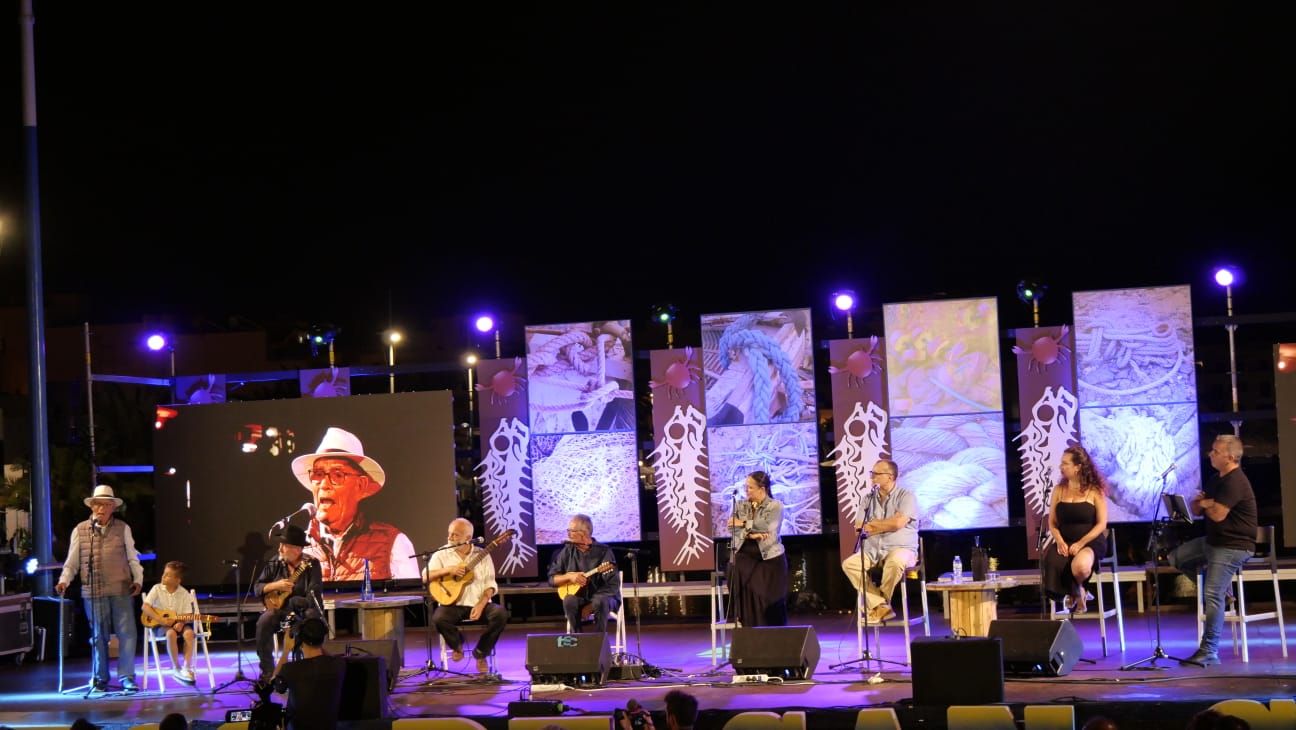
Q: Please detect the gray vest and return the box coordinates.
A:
[76,519,132,598]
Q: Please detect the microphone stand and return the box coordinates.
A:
[61,522,98,696]
[213,560,259,694]
[416,544,483,681]
[830,518,907,672]
[1036,480,1054,620]
[609,546,675,678]
[1122,477,1200,670]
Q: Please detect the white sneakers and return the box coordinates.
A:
[172,667,196,683]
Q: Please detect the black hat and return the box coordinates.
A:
[281,524,309,548]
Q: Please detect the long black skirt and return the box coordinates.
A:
[731,539,788,627]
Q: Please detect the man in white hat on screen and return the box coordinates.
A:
[56,485,143,693]
[293,427,419,580]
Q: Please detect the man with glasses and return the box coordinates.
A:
[841,459,920,624]
[254,524,323,681]
[548,514,621,633]
[292,427,419,581]
[1167,435,1258,667]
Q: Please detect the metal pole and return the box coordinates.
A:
[22,0,54,596]
[84,324,97,488]
[1032,299,1040,327]
[846,312,854,340]
[666,320,675,349]
[493,330,501,359]
[387,344,395,394]
[467,365,475,422]
[328,340,335,368]
[1226,284,1241,436]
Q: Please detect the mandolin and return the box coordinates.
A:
[428,530,516,606]
[556,561,615,599]
[140,608,225,629]
[262,557,312,611]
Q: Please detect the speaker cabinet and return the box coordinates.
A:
[338,656,389,721]
[323,638,400,690]
[730,626,821,680]
[989,619,1083,677]
[525,633,611,687]
[911,636,1004,706]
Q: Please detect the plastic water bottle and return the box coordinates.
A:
[361,559,374,601]
[952,555,963,583]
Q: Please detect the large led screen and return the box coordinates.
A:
[1073,285,1199,520]
[525,320,640,543]
[702,308,821,537]
[154,391,456,586]
[883,297,1008,528]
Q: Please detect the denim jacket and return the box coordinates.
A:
[732,498,785,560]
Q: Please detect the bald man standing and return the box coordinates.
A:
[423,518,509,673]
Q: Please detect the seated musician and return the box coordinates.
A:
[272,617,346,730]
[141,560,199,684]
[548,514,621,634]
[254,525,323,681]
[423,518,509,674]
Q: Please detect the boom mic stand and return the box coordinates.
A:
[830,526,907,672]
[1036,481,1054,619]
[1122,484,1200,670]
[609,546,676,678]
[214,560,259,694]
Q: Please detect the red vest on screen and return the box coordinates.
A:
[307,513,400,581]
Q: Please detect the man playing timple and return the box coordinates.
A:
[254,525,324,680]
[841,459,919,624]
[1167,435,1259,667]
[294,427,419,581]
[57,485,143,693]
[548,514,621,633]
[424,518,509,674]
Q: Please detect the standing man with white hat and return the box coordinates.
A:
[56,485,143,693]
[294,427,419,581]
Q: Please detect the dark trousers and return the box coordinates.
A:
[563,593,619,633]
[432,603,509,658]
[256,596,315,676]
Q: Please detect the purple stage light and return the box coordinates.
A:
[146,334,168,351]
[833,291,856,312]
[1213,267,1236,288]
[475,315,495,333]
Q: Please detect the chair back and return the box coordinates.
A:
[1250,525,1277,569]
[906,536,926,581]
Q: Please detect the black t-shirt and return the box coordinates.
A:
[276,654,347,730]
[1205,468,1257,551]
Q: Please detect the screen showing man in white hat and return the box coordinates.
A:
[293,427,420,580]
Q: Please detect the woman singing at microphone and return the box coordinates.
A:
[727,471,788,627]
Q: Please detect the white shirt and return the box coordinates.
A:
[426,545,498,607]
[58,518,144,588]
[144,583,198,616]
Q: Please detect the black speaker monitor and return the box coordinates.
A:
[323,638,400,690]
[989,619,1083,677]
[730,626,821,680]
[911,636,1004,706]
[525,633,611,687]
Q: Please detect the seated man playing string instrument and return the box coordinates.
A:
[254,525,323,681]
[547,514,621,634]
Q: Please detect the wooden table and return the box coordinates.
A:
[334,595,425,666]
[924,577,1019,637]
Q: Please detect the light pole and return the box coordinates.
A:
[383,329,403,393]
[832,291,857,338]
[146,333,175,378]
[1215,267,1241,436]
[475,314,499,358]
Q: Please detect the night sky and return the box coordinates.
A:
[1,5,1293,345]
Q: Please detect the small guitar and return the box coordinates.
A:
[556,561,615,599]
[140,609,225,629]
[262,557,312,611]
[428,530,517,606]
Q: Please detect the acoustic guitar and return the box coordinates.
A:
[428,530,517,606]
[140,608,225,629]
[556,561,615,599]
[262,557,313,611]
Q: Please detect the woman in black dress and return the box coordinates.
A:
[727,471,788,627]
[1044,446,1109,613]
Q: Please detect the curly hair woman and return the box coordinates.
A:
[1043,446,1109,614]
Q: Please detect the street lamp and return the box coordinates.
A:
[1016,280,1047,327]
[1214,266,1241,435]
[832,290,857,338]
[145,332,175,378]
[651,304,677,348]
[474,315,500,358]
[383,329,403,393]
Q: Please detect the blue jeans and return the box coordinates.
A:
[83,594,137,684]
[1167,537,1252,655]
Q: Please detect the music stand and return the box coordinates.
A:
[1121,487,1201,670]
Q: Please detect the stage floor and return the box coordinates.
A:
[1,605,1292,728]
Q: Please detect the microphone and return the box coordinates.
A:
[455,536,486,547]
[1158,463,1177,480]
[268,503,316,537]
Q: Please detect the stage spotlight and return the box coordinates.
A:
[1214,266,1237,288]
[305,324,338,359]
[25,558,60,575]
[383,329,404,393]
[651,303,677,325]
[1016,280,1046,304]
[474,315,495,333]
[464,352,479,366]
[145,333,168,351]
[1214,265,1243,434]
[832,290,856,312]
